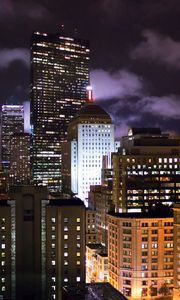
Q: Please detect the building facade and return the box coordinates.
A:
[46,198,86,300]
[30,31,90,191]
[9,133,31,186]
[173,204,180,300]
[112,128,180,212]
[108,210,174,300]
[62,101,116,204]
[1,105,24,172]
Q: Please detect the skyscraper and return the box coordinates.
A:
[1,105,24,171]
[62,95,116,204]
[9,133,31,186]
[30,31,90,191]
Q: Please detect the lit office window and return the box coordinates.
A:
[64,226,68,231]
[64,260,68,265]
[76,277,81,282]
[64,235,68,240]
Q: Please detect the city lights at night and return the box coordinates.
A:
[0,1,180,300]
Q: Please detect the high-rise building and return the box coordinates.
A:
[46,198,85,300]
[112,128,180,212]
[62,96,116,204]
[108,208,174,299]
[30,31,90,191]
[9,133,31,186]
[1,105,24,171]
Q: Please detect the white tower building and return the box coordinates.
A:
[62,90,116,205]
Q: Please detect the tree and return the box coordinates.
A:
[158,283,170,296]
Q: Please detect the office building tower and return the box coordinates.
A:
[30,31,90,191]
[9,133,31,186]
[108,208,174,299]
[112,128,180,212]
[62,95,116,204]
[46,198,85,300]
[1,105,24,171]
[173,204,180,300]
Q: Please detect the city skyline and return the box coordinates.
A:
[0,0,180,137]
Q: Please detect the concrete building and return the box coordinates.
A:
[62,94,116,205]
[86,209,97,244]
[86,244,108,283]
[112,128,180,212]
[9,185,48,300]
[108,208,174,299]
[9,133,31,186]
[30,32,90,191]
[173,204,180,300]
[46,198,86,300]
[1,105,24,172]
[0,200,11,300]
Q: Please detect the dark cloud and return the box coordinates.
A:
[131,30,180,69]
[140,95,180,119]
[0,0,49,19]
[0,48,30,68]
[0,0,180,137]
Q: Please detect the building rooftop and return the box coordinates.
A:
[108,205,173,219]
[129,128,162,136]
[86,243,105,250]
[62,283,128,300]
[72,102,112,123]
[48,198,85,207]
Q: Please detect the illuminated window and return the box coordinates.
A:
[52,260,55,266]
[51,218,56,223]
[64,260,68,266]
[77,218,80,223]
[76,276,81,282]
[64,235,68,240]
[64,226,68,232]
[77,252,80,257]
[77,235,80,240]
[76,226,80,231]
[64,218,68,223]
[64,278,68,282]
[64,252,68,257]
[77,260,80,265]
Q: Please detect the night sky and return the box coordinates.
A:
[0,0,180,137]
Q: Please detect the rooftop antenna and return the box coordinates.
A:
[60,24,65,35]
[74,27,78,37]
[86,86,94,103]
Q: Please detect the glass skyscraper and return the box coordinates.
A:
[30,31,90,191]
